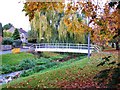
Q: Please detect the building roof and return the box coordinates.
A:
[18,28,27,34]
[9,26,15,33]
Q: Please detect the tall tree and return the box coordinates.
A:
[27,30,37,42]
[30,11,48,43]
[3,23,13,30]
[3,31,13,38]
[12,28,20,40]
[108,1,120,50]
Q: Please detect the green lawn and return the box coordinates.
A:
[1,52,35,65]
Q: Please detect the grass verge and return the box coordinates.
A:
[1,52,35,65]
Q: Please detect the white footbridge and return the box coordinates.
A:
[30,43,101,54]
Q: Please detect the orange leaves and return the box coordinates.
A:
[80,2,97,18]
[23,2,64,21]
[64,19,70,26]
[90,2,120,46]
[63,14,87,35]
[65,2,79,15]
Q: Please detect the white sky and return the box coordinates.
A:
[0,0,30,31]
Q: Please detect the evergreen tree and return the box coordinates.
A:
[12,28,20,40]
[3,23,13,30]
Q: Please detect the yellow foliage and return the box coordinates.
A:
[12,48,20,54]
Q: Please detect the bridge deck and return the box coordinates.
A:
[35,48,93,53]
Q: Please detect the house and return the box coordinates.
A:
[19,28,28,43]
[4,26,28,43]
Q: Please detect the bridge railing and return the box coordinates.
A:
[30,43,97,50]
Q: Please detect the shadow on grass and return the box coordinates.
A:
[94,56,120,88]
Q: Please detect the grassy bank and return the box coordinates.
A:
[1,52,35,65]
[2,57,89,88]
[2,51,120,88]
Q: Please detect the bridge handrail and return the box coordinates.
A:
[92,45,101,52]
[29,43,101,53]
[33,43,94,46]
[30,43,99,51]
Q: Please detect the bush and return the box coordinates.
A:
[1,65,20,74]
[18,59,36,70]
[35,58,50,65]
[28,39,37,43]
[2,38,13,45]
[33,65,46,72]
[11,66,17,71]
[20,65,46,77]
[45,62,58,68]
[1,59,36,74]
[2,65,12,74]
[20,69,34,77]
[12,40,22,48]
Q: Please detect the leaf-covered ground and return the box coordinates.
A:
[2,51,120,89]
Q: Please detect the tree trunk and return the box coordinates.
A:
[112,43,114,48]
[115,42,119,50]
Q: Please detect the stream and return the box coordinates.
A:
[0,71,23,85]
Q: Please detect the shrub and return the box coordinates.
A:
[11,66,17,71]
[35,58,50,65]
[33,65,46,72]
[15,65,22,71]
[36,61,46,65]
[3,31,13,37]
[2,65,12,74]
[20,69,34,77]
[28,39,37,43]
[18,59,36,70]
[20,65,46,77]
[12,40,22,48]
[2,38,13,45]
[1,65,20,74]
[45,62,58,68]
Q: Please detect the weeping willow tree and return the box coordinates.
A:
[58,16,67,43]
[44,24,52,43]
[45,10,63,43]
[72,14,86,44]
[58,14,86,44]
[31,11,48,43]
[30,10,62,43]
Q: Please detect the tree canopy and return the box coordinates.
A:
[23,0,120,49]
[3,23,13,30]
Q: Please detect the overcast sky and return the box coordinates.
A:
[0,0,108,32]
[0,0,30,31]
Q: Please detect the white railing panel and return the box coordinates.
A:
[31,43,99,53]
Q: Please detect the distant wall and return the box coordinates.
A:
[1,45,12,51]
